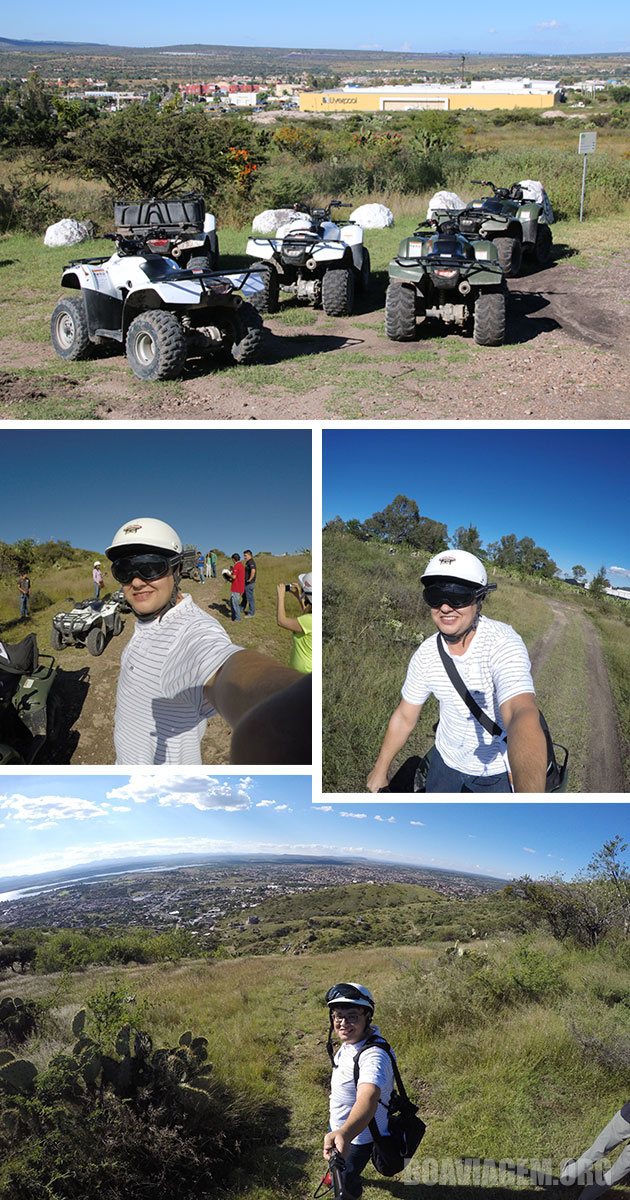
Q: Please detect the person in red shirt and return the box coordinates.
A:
[229,553,245,622]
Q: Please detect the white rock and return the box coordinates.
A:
[251,208,298,234]
[349,203,394,228]
[44,218,92,248]
[427,191,465,219]
[519,180,555,224]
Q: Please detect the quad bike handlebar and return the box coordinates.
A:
[471,180,524,201]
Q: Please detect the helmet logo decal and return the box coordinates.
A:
[439,554,456,564]
[123,523,143,534]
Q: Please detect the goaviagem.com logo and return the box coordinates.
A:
[402,1157,610,1187]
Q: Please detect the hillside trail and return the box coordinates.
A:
[47,577,289,766]
[529,597,624,792]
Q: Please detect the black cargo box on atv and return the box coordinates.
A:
[114,194,206,234]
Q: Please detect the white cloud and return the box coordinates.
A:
[110,806,131,813]
[609,565,630,578]
[274,805,292,813]
[523,846,536,854]
[256,800,276,807]
[0,792,110,825]
[340,811,368,820]
[375,815,395,824]
[410,820,425,826]
[537,18,560,28]
[106,772,253,811]
[314,805,333,812]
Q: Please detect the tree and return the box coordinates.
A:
[589,565,610,597]
[586,835,630,937]
[363,494,421,545]
[572,564,587,583]
[74,104,263,197]
[453,524,483,554]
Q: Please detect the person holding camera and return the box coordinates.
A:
[276,572,312,674]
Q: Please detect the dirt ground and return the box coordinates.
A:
[529,598,625,792]
[0,250,628,419]
[44,578,289,766]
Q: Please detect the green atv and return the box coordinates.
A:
[386,217,507,347]
[0,633,60,764]
[456,181,553,276]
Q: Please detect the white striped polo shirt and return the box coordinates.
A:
[401,615,535,776]
[114,593,243,765]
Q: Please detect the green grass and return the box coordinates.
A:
[322,531,628,792]
[2,933,629,1200]
[0,551,311,666]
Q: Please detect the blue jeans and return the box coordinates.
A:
[19,594,29,618]
[243,582,255,615]
[426,747,512,792]
[230,593,241,621]
[339,1142,373,1198]
[93,583,101,599]
[211,564,217,577]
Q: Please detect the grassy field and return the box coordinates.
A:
[0,549,311,667]
[322,531,629,791]
[1,192,628,421]
[2,931,628,1200]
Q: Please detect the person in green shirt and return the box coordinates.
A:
[276,572,312,674]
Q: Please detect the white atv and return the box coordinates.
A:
[51,228,265,382]
[113,193,220,271]
[245,200,370,317]
[51,595,125,656]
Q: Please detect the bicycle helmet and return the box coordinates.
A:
[298,572,312,598]
[325,983,374,1065]
[421,550,496,644]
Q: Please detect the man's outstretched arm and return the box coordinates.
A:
[205,650,311,765]
[501,692,547,793]
[367,698,422,792]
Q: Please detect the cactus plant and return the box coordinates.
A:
[0,996,38,1044]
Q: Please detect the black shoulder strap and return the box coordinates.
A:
[436,634,503,739]
[353,1035,409,1102]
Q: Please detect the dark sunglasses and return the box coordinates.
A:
[111,554,179,586]
[423,584,480,609]
[325,983,368,1006]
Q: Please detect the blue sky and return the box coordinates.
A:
[0,429,311,556]
[0,774,627,884]
[323,428,630,586]
[2,4,628,54]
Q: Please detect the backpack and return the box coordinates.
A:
[352,1034,426,1176]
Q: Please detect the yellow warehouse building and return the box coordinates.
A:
[299,79,559,113]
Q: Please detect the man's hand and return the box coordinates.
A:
[205,650,311,764]
[324,1129,350,1160]
[367,698,422,792]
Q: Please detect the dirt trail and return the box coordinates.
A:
[1,252,629,420]
[47,578,283,766]
[529,597,624,792]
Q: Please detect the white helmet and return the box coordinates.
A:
[421,549,488,588]
[93,561,101,567]
[106,518,182,560]
[298,572,312,596]
[325,982,374,1014]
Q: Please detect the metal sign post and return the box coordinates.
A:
[578,131,597,222]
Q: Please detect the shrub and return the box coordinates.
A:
[0,174,61,234]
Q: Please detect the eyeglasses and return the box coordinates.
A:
[331,1009,364,1024]
[110,554,179,586]
[423,584,480,609]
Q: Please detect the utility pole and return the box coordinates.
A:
[461,54,466,86]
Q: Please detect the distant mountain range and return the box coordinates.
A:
[0,852,506,894]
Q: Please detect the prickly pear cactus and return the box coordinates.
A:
[0,996,37,1044]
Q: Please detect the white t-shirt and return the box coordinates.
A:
[329,1026,394,1145]
[114,593,242,765]
[401,615,535,776]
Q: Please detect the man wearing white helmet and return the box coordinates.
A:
[323,983,394,1200]
[106,517,311,765]
[276,571,312,674]
[92,561,104,600]
[367,549,547,793]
